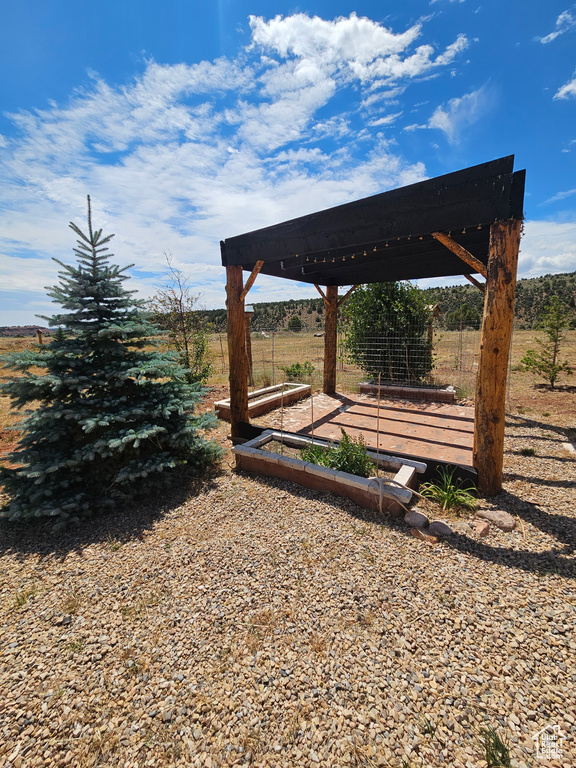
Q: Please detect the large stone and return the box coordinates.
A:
[404,509,429,529]
[476,509,516,532]
[428,520,453,537]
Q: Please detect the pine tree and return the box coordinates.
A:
[521,295,574,388]
[0,197,222,528]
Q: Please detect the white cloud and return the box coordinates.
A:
[540,188,576,205]
[519,219,576,277]
[0,12,477,325]
[540,7,576,43]
[554,72,576,99]
[249,13,468,86]
[426,85,489,143]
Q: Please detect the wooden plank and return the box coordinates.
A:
[474,218,522,496]
[464,274,486,293]
[323,285,338,394]
[222,157,516,266]
[432,232,487,277]
[239,260,264,302]
[225,263,249,438]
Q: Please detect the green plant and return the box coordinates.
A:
[519,447,536,457]
[280,360,315,382]
[420,466,477,512]
[301,429,375,478]
[14,584,37,609]
[287,314,302,332]
[0,197,221,528]
[148,253,213,384]
[521,295,574,388]
[421,715,438,737]
[342,281,433,384]
[479,726,511,767]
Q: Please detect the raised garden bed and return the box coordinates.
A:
[215,382,311,421]
[233,430,426,517]
[359,382,456,403]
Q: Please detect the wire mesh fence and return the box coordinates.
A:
[210,320,483,399]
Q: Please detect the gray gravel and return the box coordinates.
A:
[0,415,575,767]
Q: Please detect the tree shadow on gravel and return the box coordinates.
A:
[506,412,576,442]
[0,467,224,560]
[237,473,576,580]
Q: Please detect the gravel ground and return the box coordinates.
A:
[0,411,575,768]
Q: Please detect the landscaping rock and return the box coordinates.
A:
[410,527,438,545]
[404,509,429,529]
[474,520,491,538]
[476,509,516,532]
[428,520,453,537]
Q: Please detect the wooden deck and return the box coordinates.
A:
[263,392,475,477]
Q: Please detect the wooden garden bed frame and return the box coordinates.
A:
[233,430,425,516]
[214,382,311,421]
[220,156,525,496]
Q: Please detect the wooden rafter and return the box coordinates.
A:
[239,260,264,302]
[464,274,486,294]
[314,283,329,306]
[337,285,358,308]
[431,231,487,278]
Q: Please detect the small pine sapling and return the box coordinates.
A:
[521,295,573,388]
[0,197,221,528]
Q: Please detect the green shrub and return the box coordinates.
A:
[420,466,477,512]
[280,360,315,382]
[301,429,375,477]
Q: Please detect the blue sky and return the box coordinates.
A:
[1,1,575,325]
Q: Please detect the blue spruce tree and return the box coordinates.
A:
[0,197,221,528]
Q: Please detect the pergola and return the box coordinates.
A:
[220,156,525,496]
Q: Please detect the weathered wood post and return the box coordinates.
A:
[245,306,254,387]
[474,218,522,496]
[323,285,338,394]
[225,261,249,438]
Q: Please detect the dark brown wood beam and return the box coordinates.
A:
[314,283,329,305]
[323,285,338,394]
[337,285,358,308]
[474,218,522,496]
[464,274,486,293]
[432,231,487,278]
[225,264,249,438]
[239,260,264,302]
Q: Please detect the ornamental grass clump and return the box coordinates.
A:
[420,465,477,513]
[300,429,375,478]
[0,197,222,529]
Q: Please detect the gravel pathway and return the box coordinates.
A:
[0,413,574,768]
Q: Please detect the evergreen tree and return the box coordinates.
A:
[0,197,221,528]
[521,295,574,388]
[342,282,433,384]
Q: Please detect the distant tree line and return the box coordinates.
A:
[192,271,576,334]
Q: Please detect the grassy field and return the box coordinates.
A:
[2,327,575,459]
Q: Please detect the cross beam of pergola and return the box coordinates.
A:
[220,156,525,496]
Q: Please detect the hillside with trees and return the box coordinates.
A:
[2,271,574,337]
[197,271,576,333]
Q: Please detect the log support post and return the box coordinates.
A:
[323,285,338,394]
[474,219,522,496]
[225,263,249,438]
